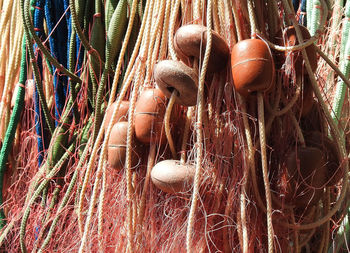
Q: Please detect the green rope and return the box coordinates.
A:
[105,0,119,29]
[331,1,350,124]
[38,126,92,252]
[0,36,27,229]
[74,0,86,26]
[46,29,81,168]
[306,0,312,28]
[92,0,128,141]
[70,0,107,74]
[89,0,106,107]
[20,139,77,253]
[69,29,81,123]
[328,4,350,250]
[22,0,55,134]
[41,26,81,207]
[309,0,321,36]
[23,0,81,84]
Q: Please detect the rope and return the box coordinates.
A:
[69,0,107,75]
[164,0,180,160]
[92,0,127,141]
[168,0,180,61]
[164,91,177,159]
[186,0,212,251]
[280,0,349,232]
[33,0,47,166]
[144,0,166,85]
[0,36,27,229]
[135,143,156,247]
[95,1,140,251]
[126,2,154,251]
[37,122,92,252]
[180,107,193,164]
[158,0,172,61]
[257,92,274,253]
[332,1,350,124]
[97,161,107,251]
[108,0,145,107]
[1,0,349,251]
[20,141,76,253]
[315,46,350,90]
[247,1,274,251]
[23,0,54,133]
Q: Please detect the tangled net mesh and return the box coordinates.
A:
[0,0,349,252]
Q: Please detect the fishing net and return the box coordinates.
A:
[0,0,349,252]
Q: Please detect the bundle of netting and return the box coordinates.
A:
[0,0,349,252]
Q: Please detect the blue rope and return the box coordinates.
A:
[33,0,47,166]
[63,0,73,86]
[63,0,75,112]
[44,0,69,124]
[53,0,69,101]
[300,0,307,26]
[63,0,71,64]
[293,0,300,12]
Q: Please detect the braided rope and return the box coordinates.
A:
[212,1,220,34]
[180,107,194,164]
[38,133,92,252]
[223,0,236,47]
[0,1,22,125]
[288,111,306,146]
[144,0,166,84]
[270,81,301,117]
[247,1,274,252]
[0,23,10,98]
[193,0,201,23]
[97,161,107,251]
[77,0,145,236]
[93,0,140,249]
[163,0,180,160]
[159,0,172,61]
[125,1,154,251]
[231,0,242,42]
[76,60,139,238]
[315,46,350,90]
[135,143,156,247]
[168,0,180,60]
[20,141,76,253]
[0,1,13,96]
[108,0,140,107]
[186,0,212,251]
[257,92,274,253]
[164,91,177,158]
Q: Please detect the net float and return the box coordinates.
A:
[281,25,318,74]
[151,159,195,194]
[174,24,230,72]
[134,88,167,144]
[104,100,129,130]
[154,60,198,106]
[305,131,342,186]
[231,39,275,97]
[107,121,139,170]
[284,147,327,208]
